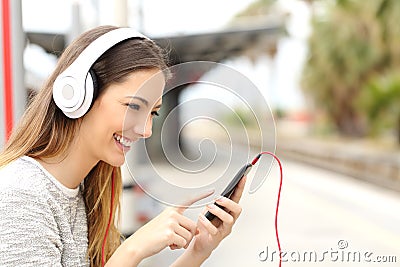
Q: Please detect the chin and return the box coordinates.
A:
[104,154,126,167]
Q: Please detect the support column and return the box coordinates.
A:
[1,0,25,146]
[0,1,4,147]
[114,0,128,27]
[98,0,128,26]
[11,0,25,127]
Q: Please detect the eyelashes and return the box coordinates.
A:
[151,111,160,117]
[125,103,160,117]
[127,103,140,110]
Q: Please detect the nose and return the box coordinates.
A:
[134,116,153,139]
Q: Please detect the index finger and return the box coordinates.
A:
[229,175,247,203]
[175,189,215,213]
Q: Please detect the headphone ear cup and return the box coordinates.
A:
[53,28,150,119]
[59,70,95,119]
[88,69,99,105]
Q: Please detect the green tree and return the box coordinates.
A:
[301,0,400,140]
[358,71,400,143]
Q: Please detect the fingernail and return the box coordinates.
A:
[215,196,224,202]
[206,188,215,194]
[207,204,216,209]
[196,228,200,235]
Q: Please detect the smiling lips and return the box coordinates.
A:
[113,133,135,148]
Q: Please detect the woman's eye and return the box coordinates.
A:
[151,111,160,117]
[127,103,140,110]
[125,103,159,117]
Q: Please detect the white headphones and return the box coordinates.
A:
[53,28,149,119]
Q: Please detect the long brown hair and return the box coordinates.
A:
[0,25,169,266]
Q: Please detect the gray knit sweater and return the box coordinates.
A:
[0,156,89,266]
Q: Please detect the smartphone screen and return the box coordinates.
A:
[205,163,252,221]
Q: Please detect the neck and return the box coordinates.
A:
[37,140,99,189]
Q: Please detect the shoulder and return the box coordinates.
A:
[0,156,55,216]
[0,158,64,266]
[0,156,49,198]
[0,157,62,248]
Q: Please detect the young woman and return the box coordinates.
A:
[0,26,245,266]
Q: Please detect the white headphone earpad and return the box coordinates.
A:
[53,28,150,119]
[63,72,95,119]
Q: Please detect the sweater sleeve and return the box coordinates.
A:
[0,187,63,267]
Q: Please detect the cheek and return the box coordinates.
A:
[122,113,143,131]
[93,100,125,135]
[122,118,135,131]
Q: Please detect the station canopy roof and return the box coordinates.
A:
[26,23,284,65]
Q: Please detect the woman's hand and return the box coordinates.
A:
[171,176,246,266]
[106,191,212,267]
[195,176,246,255]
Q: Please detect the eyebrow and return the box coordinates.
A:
[126,96,162,109]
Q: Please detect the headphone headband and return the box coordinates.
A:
[53,27,150,119]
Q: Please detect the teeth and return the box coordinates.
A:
[113,133,132,147]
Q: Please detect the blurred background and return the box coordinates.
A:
[0,0,399,266]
